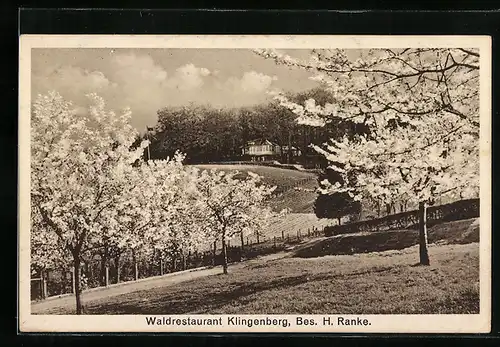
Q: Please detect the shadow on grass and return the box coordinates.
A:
[293,218,479,259]
[82,266,396,315]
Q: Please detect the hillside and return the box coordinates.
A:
[192,164,319,213]
[292,218,480,258]
[253,213,337,242]
[34,242,479,315]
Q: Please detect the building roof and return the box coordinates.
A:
[246,139,279,146]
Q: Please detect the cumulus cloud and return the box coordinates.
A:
[103,53,171,129]
[32,53,182,131]
[33,66,112,98]
[167,63,211,91]
[222,71,277,95]
[239,71,278,93]
[32,52,277,131]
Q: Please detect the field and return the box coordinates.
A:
[197,213,337,253]
[32,219,480,315]
[294,218,479,258]
[256,213,337,241]
[33,243,479,315]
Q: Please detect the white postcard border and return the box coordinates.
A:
[18,34,492,333]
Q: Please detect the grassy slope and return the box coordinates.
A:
[42,242,479,315]
[192,164,318,213]
[257,213,336,241]
[293,218,479,258]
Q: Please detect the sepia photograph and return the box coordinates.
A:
[18,35,491,333]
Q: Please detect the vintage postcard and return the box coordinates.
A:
[18,35,491,333]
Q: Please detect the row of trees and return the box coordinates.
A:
[146,88,368,167]
[31,92,282,314]
[258,47,480,265]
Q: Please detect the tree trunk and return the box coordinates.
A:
[40,270,46,299]
[240,231,245,252]
[172,253,177,272]
[73,259,83,315]
[302,126,307,166]
[212,240,217,266]
[100,245,109,287]
[132,250,138,281]
[386,203,392,216]
[114,255,121,284]
[418,201,430,266]
[182,251,186,271]
[287,131,292,164]
[222,235,228,275]
[100,258,107,287]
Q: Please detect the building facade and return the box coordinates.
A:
[241,139,300,162]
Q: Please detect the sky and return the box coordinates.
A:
[31,48,330,131]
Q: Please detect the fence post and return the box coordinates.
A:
[281,230,285,240]
[273,236,277,248]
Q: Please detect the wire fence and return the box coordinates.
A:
[30,226,324,301]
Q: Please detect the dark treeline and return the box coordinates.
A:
[144,87,369,167]
[141,87,370,222]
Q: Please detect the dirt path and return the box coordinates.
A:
[31,252,291,314]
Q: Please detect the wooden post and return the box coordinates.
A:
[273,236,277,248]
[281,230,285,240]
[297,230,300,240]
[256,234,260,244]
[134,262,139,281]
[105,266,109,287]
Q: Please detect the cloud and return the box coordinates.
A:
[239,71,278,93]
[167,63,211,91]
[111,53,168,85]
[31,51,278,131]
[33,66,112,98]
[222,71,277,95]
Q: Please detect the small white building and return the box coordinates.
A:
[242,139,300,161]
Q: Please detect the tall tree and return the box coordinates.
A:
[31,92,150,313]
[195,169,277,274]
[257,48,480,265]
[314,167,362,224]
